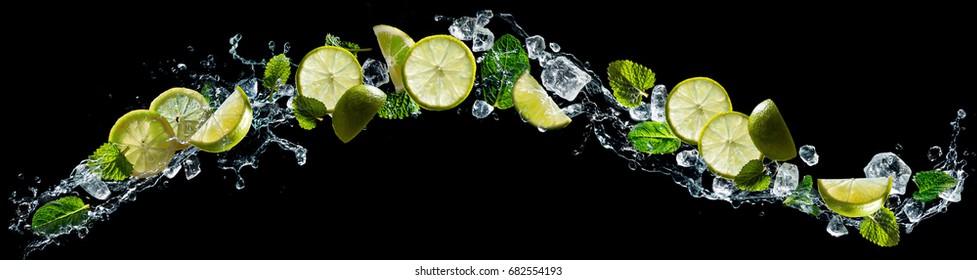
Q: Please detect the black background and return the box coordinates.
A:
[5,2,976,259]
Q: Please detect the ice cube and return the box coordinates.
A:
[74,164,110,200]
[902,199,924,223]
[939,170,967,202]
[863,152,912,195]
[772,163,799,197]
[472,27,495,52]
[827,215,848,237]
[475,10,493,27]
[183,154,201,180]
[236,78,259,99]
[448,16,477,41]
[676,150,699,168]
[958,108,967,119]
[541,56,591,101]
[549,42,561,52]
[162,160,182,179]
[799,145,819,166]
[361,58,389,87]
[628,103,652,121]
[561,103,585,119]
[649,84,667,122]
[712,177,735,198]
[928,146,943,161]
[472,100,493,119]
[525,35,547,61]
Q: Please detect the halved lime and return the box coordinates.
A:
[108,109,177,178]
[149,87,211,150]
[189,86,253,153]
[296,46,362,112]
[748,99,796,161]
[698,111,763,179]
[512,70,571,131]
[818,177,892,217]
[332,84,387,143]
[666,77,732,145]
[373,24,416,93]
[403,35,476,111]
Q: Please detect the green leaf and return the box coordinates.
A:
[87,142,133,181]
[627,121,680,154]
[377,90,420,120]
[291,95,328,130]
[200,82,214,103]
[31,196,90,236]
[263,54,291,94]
[325,34,362,58]
[859,207,900,247]
[607,60,656,108]
[783,175,819,216]
[479,34,530,109]
[734,159,771,191]
[912,170,957,203]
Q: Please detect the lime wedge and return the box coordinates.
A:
[189,86,253,153]
[373,24,416,93]
[512,70,571,131]
[332,84,387,143]
[403,35,476,111]
[748,99,796,161]
[296,46,362,112]
[698,111,763,178]
[149,87,211,150]
[666,77,732,145]
[108,109,176,178]
[818,177,892,217]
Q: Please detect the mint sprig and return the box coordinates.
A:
[859,207,900,247]
[479,34,530,110]
[325,34,368,57]
[784,175,819,216]
[87,142,133,181]
[627,121,680,154]
[31,196,90,236]
[263,53,291,95]
[607,60,655,108]
[734,159,770,192]
[912,170,957,203]
[291,95,328,130]
[377,91,420,120]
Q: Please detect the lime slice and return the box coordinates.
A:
[698,111,763,178]
[149,87,211,150]
[332,84,387,143]
[189,86,253,153]
[403,34,476,111]
[818,177,892,217]
[108,109,177,178]
[748,99,796,161]
[666,77,732,145]
[296,46,362,112]
[512,70,571,131]
[373,24,416,93]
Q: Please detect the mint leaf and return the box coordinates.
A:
[291,95,327,130]
[912,170,957,203]
[859,207,900,247]
[31,196,90,236]
[627,121,680,154]
[377,90,420,120]
[87,142,133,181]
[325,34,363,57]
[479,34,529,109]
[200,82,214,103]
[607,60,655,108]
[784,175,819,216]
[263,54,291,94]
[734,159,770,192]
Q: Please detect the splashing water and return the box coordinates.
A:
[8,11,972,258]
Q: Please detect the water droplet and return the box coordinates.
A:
[16,202,30,216]
[268,41,276,52]
[34,176,41,184]
[759,211,765,217]
[894,143,903,151]
[229,33,242,45]
[928,146,943,161]
[17,173,24,180]
[628,161,638,171]
[958,109,967,119]
[177,63,187,71]
[77,227,88,239]
[186,45,194,52]
[283,42,291,54]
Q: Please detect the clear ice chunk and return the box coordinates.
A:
[863,152,912,195]
[827,215,848,237]
[448,16,477,41]
[525,35,547,61]
[472,27,495,52]
[541,56,591,101]
[676,150,699,168]
[928,146,943,161]
[162,160,182,179]
[236,78,259,99]
[772,163,799,198]
[549,42,561,52]
[649,85,667,122]
[903,199,924,223]
[712,177,735,198]
[561,103,585,119]
[939,170,967,202]
[361,58,389,87]
[799,145,819,166]
[472,99,493,119]
[628,103,652,121]
[475,10,492,27]
[183,154,201,180]
[74,164,110,200]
